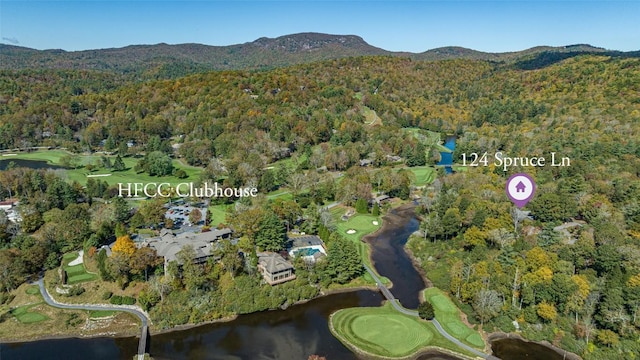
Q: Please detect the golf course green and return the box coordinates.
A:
[330,303,477,359]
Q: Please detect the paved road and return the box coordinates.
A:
[38,275,149,360]
[363,264,496,359]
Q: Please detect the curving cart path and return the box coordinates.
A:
[363,264,498,359]
[38,275,150,360]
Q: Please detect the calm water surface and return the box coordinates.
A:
[0,158,65,170]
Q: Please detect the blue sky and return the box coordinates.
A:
[1,1,638,52]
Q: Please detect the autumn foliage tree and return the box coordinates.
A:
[112,235,136,256]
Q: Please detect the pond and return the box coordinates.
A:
[0,158,65,171]
[437,136,456,174]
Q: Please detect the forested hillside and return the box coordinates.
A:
[1,52,639,358]
[1,32,632,78]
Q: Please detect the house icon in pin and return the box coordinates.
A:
[516,181,526,193]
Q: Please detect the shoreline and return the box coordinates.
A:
[0,284,381,345]
[488,332,583,360]
[0,326,140,344]
[149,284,380,336]
[1,202,426,347]
[362,202,433,297]
[328,312,477,360]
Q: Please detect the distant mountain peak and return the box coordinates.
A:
[250,32,374,52]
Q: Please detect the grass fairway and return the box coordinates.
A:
[332,208,378,255]
[266,189,294,201]
[406,166,436,186]
[7,150,202,187]
[424,288,485,349]
[11,303,49,324]
[62,252,98,285]
[331,303,475,359]
[208,203,231,227]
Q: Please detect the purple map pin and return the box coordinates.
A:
[506,173,536,208]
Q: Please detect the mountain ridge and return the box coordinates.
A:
[0,32,634,77]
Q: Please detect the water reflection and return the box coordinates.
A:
[366,205,424,309]
[150,290,383,360]
[0,159,64,170]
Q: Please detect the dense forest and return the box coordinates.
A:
[0,51,639,358]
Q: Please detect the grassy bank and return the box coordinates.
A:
[424,288,485,350]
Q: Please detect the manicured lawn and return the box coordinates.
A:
[331,207,380,254]
[62,252,98,285]
[406,166,436,186]
[333,212,381,243]
[11,303,49,324]
[208,203,231,227]
[330,303,476,358]
[424,288,485,349]
[7,150,202,187]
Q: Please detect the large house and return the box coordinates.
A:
[138,228,233,271]
[257,252,296,285]
[288,235,326,263]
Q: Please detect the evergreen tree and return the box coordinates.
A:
[325,235,363,284]
[113,155,126,171]
[355,198,369,214]
[255,211,286,252]
[418,301,435,320]
[112,196,131,223]
[372,202,380,216]
[118,141,129,157]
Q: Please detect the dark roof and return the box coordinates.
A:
[258,252,293,273]
[209,228,233,238]
[289,235,323,248]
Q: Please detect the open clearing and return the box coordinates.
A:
[423,288,485,349]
